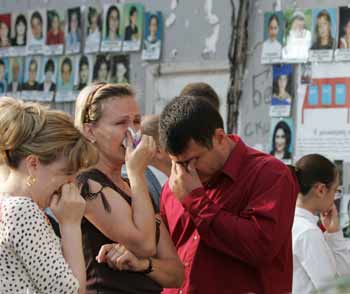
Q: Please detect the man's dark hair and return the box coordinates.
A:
[31,11,42,26]
[29,58,37,70]
[61,57,72,73]
[159,96,224,155]
[130,6,137,18]
[44,59,55,73]
[79,55,89,71]
[180,82,220,110]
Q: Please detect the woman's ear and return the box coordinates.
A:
[313,182,327,199]
[25,155,40,176]
[83,123,97,144]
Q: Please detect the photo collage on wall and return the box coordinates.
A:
[0,3,163,103]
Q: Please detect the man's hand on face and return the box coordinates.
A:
[169,159,203,202]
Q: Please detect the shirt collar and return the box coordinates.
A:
[221,135,247,181]
[295,207,319,225]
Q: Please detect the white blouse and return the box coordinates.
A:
[0,196,79,294]
[292,207,350,294]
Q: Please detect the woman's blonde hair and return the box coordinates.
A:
[0,97,98,173]
[75,82,135,131]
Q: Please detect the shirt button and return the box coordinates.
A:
[194,235,198,240]
[179,290,183,294]
[184,262,189,267]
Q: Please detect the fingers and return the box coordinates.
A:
[115,252,130,271]
[96,244,114,263]
[125,129,134,151]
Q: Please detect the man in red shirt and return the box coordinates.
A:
[159,96,299,294]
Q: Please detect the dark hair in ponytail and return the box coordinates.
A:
[289,154,337,195]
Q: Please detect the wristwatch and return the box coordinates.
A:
[141,257,153,274]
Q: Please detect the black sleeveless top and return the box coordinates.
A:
[77,169,162,294]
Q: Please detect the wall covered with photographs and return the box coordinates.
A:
[0,3,163,103]
[261,5,350,165]
[254,1,350,231]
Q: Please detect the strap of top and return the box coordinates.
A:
[77,168,132,213]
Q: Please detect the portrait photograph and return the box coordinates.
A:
[261,11,284,64]
[109,54,129,83]
[85,6,102,53]
[92,54,110,82]
[65,7,81,54]
[10,13,27,48]
[27,10,46,54]
[311,8,337,51]
[269,118,294,163]
[46,10,64,46]
[282,9,312,61]
[101,4,123,52]
[270,64,294,117]
[338,7,350,49]
[142,11,162,61]
[39,57,58,92]
[123,3,144,51]
[0,57,9,93]
[8,57,24,93]
[57,55,75,92]
[0,14,12,49]
[23,55,41,91]
[74,54,92,91]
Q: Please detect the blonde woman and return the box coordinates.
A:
[0,97,98,293]
[75,83,184,293]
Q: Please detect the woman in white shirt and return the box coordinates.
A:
[0,97,98,293]
[292,154,350,294]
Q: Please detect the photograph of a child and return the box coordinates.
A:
[46,10,64,46]
[270,64,293,117]
[11,13,27,47]
[109,55,129,83]
[0,14,11,48]
[338,7,350,49]
[282,9,312,61]
[311,8,336,50]
[261,12,284,63]
[39,57,57,92]
[123,3,144,51]
[142,12,162,60]
[27,10,46,48]
[65,7,81,54]
[0,57,9,93]
[57,56,74,91]
[85,7,102,53]
[23,56,41,91]
[75,55,92,91]
[101,4,123,52]
[8,57,23,92]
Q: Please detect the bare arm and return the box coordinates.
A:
[85,181,156,257]
[97,216,184,288]
[60,225,86,294]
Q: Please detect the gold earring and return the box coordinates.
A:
[26,175,37,187]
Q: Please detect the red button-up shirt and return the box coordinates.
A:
[160,135,298,294]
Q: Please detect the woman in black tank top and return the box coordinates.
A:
[75,83,184,294]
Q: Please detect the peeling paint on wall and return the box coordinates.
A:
[165,12,176,27]
[170,0,179,10]
[204,0,219,25]
[203,24,220,55]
